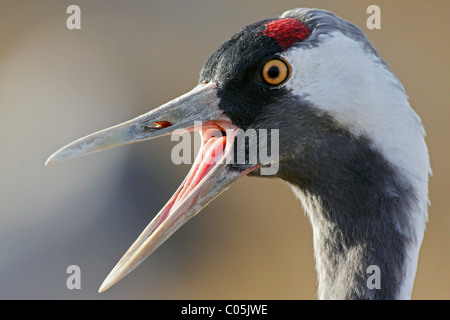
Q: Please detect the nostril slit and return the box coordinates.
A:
[145,121,171,131]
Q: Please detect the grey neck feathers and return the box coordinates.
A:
[269,112,421,299]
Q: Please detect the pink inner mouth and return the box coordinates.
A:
[149,127,230,237]
[176,134,227,203]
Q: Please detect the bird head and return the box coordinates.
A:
[46,8,429,292]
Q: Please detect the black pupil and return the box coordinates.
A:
[267,66,280,79]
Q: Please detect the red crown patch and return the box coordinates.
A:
[263,18,311,51]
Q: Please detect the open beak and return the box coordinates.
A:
[45,82,260,292]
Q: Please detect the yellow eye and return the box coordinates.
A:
[261,58,291,86]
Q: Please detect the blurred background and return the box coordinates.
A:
[0,0,448,299]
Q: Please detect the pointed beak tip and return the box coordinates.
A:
[45,149,68,166]
[98,285,107,294]
[98,274,120,293]
[45,154,62,166]
[98,279,111,293]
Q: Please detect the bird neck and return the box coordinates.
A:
[283,138,425,300]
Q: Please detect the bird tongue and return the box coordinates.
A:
[151,134,227,233]
[176,136,227,202]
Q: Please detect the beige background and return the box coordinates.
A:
[0,0,448,299]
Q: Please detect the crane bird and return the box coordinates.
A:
[46,8,430,299]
